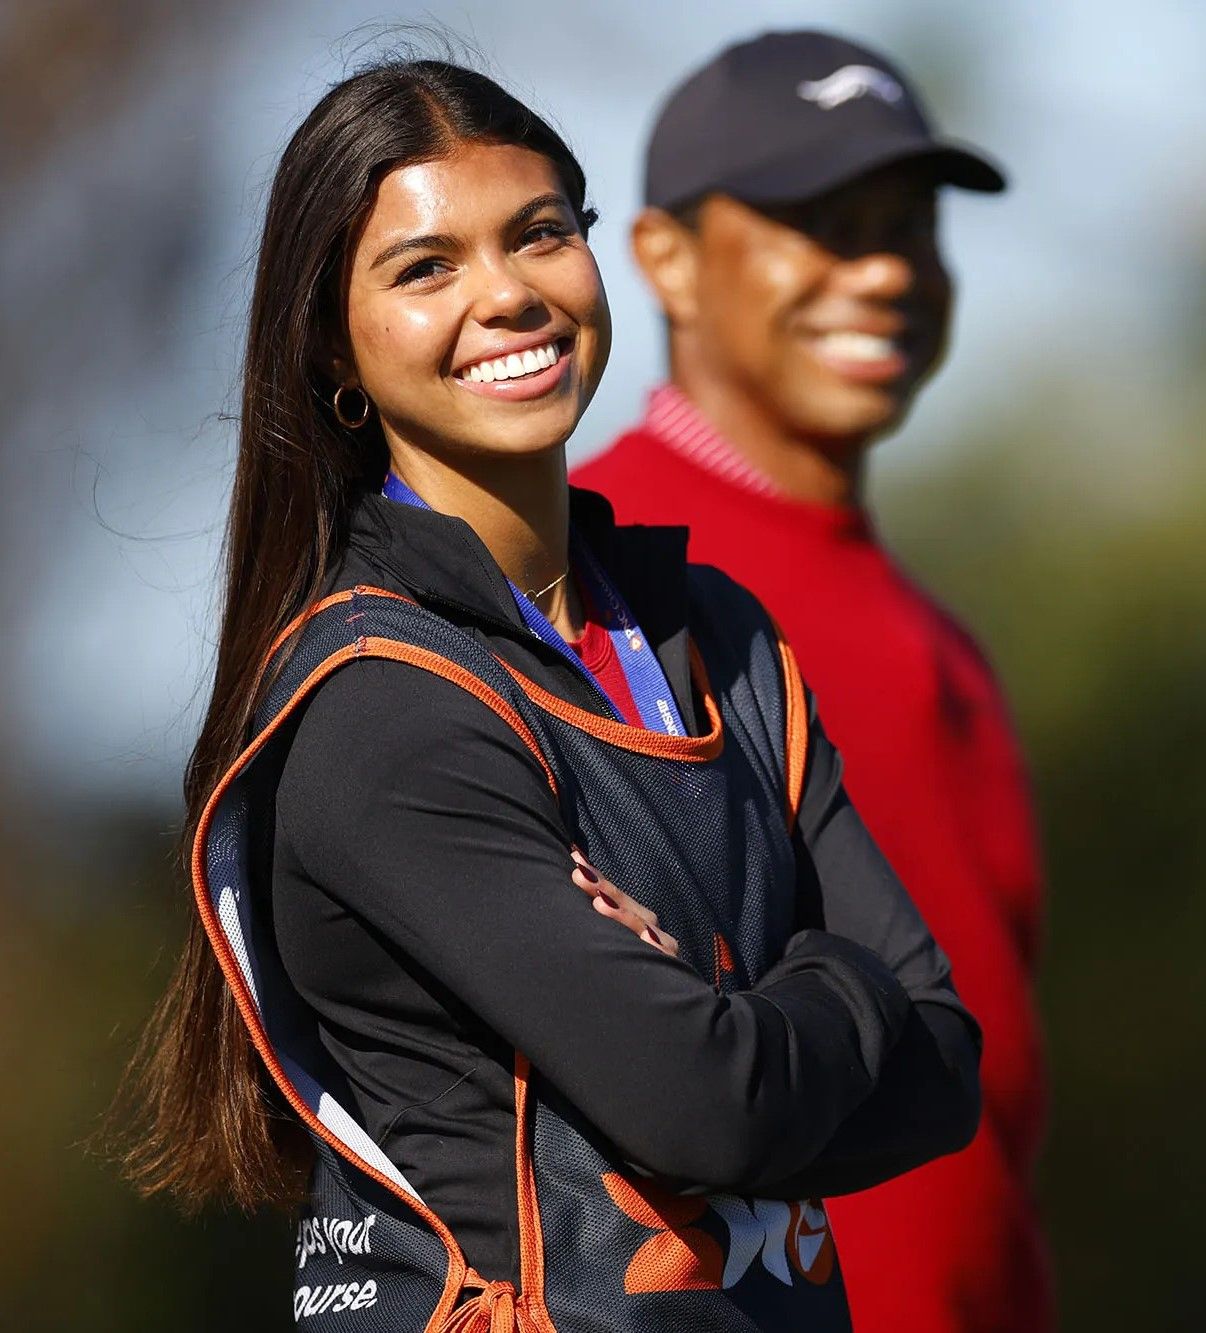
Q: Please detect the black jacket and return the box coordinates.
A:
[271,487,980,1285]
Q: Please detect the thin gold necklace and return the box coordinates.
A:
[524,567,570,603]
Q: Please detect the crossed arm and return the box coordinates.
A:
[565,700,980,1198]
[277,657,980,1198]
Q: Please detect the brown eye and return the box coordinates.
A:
[520,219,571,248]
[394,258,445,287]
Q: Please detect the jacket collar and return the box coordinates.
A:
[342,485,696,729]
[347,488,525,633]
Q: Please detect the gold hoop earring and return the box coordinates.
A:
[333,384,371,430]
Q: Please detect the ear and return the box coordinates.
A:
[322,307,358,387]
[329,352,358,389]
[630,208,700,328]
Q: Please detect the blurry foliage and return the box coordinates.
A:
[0,0,237,196]
[1,815,294,1331]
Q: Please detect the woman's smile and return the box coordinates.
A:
[452,333,574,399]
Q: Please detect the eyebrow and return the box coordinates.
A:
[509,191,571,228]
[369,192,572,271]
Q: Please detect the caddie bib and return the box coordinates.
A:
[193,568,851,1331]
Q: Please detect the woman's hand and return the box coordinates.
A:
[570,848,680,958]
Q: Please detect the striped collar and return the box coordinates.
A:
[640,383,782,498]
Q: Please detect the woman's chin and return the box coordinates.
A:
[383,393,585,465]
[458,402,582,459]
[472,429,574,460]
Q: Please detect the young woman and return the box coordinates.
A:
[123,59,980,1332]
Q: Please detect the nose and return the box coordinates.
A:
[467,256,543,327]
[833,252,915,301]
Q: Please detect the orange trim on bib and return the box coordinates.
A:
[250,586,420,708]
[265,585,418,661]
[438,1054,558,1331]
[513,1054,557,1330]
[774,627,809,826]
[497,641,723,762]
[193,629,562,1333]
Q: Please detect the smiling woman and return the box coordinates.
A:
[341,143,610,529]
[116,55,981,1333]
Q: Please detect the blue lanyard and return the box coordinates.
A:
[570,535,685,736]
[381,473,685,736]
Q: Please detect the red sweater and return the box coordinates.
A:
[572,386,1052,1333]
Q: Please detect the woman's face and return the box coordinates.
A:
[342,142,611,466]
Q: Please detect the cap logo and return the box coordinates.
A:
[796,65,904,111]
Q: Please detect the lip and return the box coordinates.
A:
[801,318,916,385]
[452,336,574,403]
[809,338,910,385]
[808,319,905,339]
[452,333,572,378]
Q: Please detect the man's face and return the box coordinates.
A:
[682,163,952,448]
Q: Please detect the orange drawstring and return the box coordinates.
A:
[440,1277,544,1333]
[440,1057,552,1332]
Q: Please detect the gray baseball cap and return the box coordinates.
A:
[644,30,1006,211]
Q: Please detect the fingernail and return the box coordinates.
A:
[644,926,662,945]
[596,891,619,909]
[577,865,599,884]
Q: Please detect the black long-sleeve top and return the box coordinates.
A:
[270,488,980,1285]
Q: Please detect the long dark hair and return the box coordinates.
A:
[117,57,597,1212]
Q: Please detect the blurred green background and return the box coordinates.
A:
[2,1,1203,1328]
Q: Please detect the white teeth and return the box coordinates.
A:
[459,341,563,382]
[815,331,896,362]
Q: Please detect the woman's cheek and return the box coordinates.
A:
[347,300,392,379]
[558,255,611,388]
[353,300,438,384]
[571,254,608,322]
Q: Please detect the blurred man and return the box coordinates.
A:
[573,30,1051,1333]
